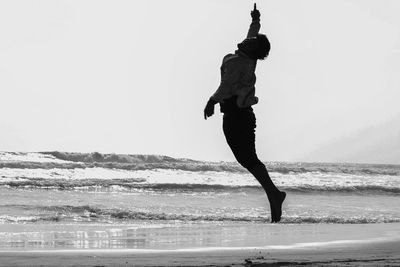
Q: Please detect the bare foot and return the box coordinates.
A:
[270,191,286,223]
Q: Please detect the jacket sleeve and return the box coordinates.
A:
[247,20,260,38]
[210,59,242,103]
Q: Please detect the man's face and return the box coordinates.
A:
[238,37,258,55]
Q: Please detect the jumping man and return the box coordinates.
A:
[204,4,286,223]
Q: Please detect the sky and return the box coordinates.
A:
[0,0,399,164]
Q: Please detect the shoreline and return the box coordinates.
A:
[1,239,400,266]
[1,222,400,266]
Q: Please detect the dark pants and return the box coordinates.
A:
[222,108,264,171]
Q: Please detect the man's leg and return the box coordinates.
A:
[222,111,285,222]
[247,163,286,223]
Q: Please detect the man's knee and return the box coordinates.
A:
[236,156,262,171]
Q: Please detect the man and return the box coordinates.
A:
[204,4,286,223]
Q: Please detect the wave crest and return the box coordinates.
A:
[1,151,400,175]
[1,205,399,224]
[2,179,399,194]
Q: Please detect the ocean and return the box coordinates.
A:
[0,151,400,251]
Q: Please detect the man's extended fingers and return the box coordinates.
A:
[254,3,257,10]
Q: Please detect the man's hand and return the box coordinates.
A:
[251,3,260,21]
[204,99,217,120]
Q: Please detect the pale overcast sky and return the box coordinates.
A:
[0,0,399,164]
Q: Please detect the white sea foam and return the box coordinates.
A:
[0,152,71,163]
[1,165,399,194]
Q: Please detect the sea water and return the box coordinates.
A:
[0,151,399,250]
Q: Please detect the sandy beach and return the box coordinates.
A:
[1,222,400,266]
[2,243,400,266]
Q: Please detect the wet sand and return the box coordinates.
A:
[1,222,400,266]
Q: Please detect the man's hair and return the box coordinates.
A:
[255,34,270,60]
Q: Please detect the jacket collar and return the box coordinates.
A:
[235,49,256,61]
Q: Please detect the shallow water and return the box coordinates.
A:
[1,188,400,224]
[1,151,400,250]
[1,222,400,250]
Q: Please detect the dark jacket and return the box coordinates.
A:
[210,20,260,110]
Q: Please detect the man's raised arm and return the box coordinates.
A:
[247,3,261,38]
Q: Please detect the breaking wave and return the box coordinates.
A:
[1,205,399,224]
[0,161,247,173]
[1,151,400,176]
[1,178,399,194]
[0,178,147,190]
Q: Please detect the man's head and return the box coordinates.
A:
[237,34,270,60]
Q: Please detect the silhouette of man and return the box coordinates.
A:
[204,4,286,223]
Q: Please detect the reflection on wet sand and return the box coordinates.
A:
[1,222,399,251]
